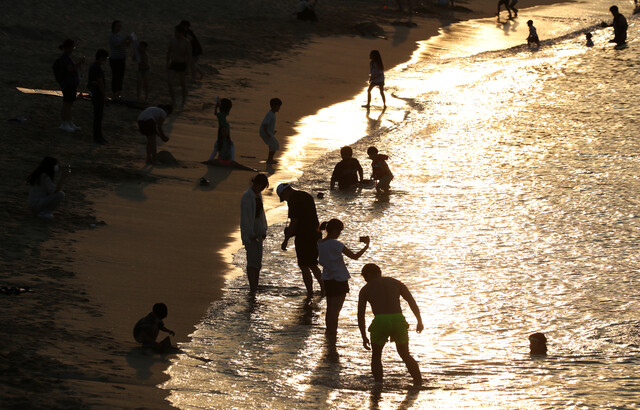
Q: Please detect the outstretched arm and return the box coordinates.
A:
[399,282,423,332]
[342,237,369,260]
[358,292,371,350]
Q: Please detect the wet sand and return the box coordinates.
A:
[0,0,563,407]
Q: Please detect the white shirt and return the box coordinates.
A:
[259,110,276,139]
[240,187,267,245]
[137,107,167,123]
[318,239,350,281]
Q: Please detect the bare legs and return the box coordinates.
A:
[300,264,323,297]
[366,84,386,109]
[371,342,422,386]
[325,293,346,336]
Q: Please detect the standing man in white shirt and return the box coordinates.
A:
[241,174,269,293]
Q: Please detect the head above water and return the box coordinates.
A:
[320,219,344,235]
[340,146,353,159]
[586,32,593,39]
[153,302,168,319]
[529,332,548,355]
[362,263,382,282]
[276,183,293,202]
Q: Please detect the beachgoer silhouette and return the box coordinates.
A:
[88,49,109,144]
[167,24,192,105]
[529,332,548,355]
[133,303,175,353]
[26,156,70,219]
[330,146,364,190]
[241,174,269,293]
[364,51,386,109]
[109,20,132,98]
[601,6,628,46]
[57,39,85,132]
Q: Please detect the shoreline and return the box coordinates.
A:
[0,0,573,407]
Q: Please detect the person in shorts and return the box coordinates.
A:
[259,98,282,164]
[241,174,269,293]
[277,183,323,297]
[137,104,172,164]
[318,219,369,340]
[367,146,394,194]
[358,263,423,388]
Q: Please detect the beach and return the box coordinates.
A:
[1,0,585,408]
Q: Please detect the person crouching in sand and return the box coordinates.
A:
[133,303,175,353]
[358,263,423,388]
[137,104,173,164]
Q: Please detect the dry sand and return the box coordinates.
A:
[0,0,564,407]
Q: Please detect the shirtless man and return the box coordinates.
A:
[167,25,192,106]
[358,263,423,388]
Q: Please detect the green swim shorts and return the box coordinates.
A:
[368,313,409,346]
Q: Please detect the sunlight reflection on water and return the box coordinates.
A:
[163,1,640,407]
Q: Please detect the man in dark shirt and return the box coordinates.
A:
[330,146,363,190]
[88,49,109,144]
[602,5,628,46]
[277,183,323,297]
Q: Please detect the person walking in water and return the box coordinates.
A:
[277,183,324,297]
[601,5,628,46]
[241,174,269,293]
[357,263,423,388]
[318,219,369,340]
[364,50,386,109]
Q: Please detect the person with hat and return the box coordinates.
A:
[277,183,323,297]
[241,174,269,293]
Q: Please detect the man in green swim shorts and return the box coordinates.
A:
[357,263,423,388]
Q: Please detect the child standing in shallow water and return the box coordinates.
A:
[364,50,386,109]
[318,219,369,340]
[367,146,394,193]
[527,20,540,47]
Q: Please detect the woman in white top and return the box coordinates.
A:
[26,156,70,219]
[317,218,369,339]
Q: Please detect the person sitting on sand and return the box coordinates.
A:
[330,146,364,190]
[357,263,423,388]
[259,98,282,164]
[26,156,70,220]
[527,20,540,48]
[601,5,628,46]
[529,332,548,355]
[367,146,394,194]
[137,104,173,164]
[133,303,175,352]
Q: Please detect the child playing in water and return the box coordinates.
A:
[364,50,386,109]
[318,219,369,340]
[357,263,423,388]
[259,98,282,164]
[330,146,364,190]
[136,41,150,101]
[367,146,394,194]
[586,32,594,47]
[133,302,175,352]
[527,20,540,47]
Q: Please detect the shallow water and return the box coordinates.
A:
[163,1,640,407]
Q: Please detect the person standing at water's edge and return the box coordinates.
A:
[108,20,132,98]
[277,183,324,297]
[241,174,269,293]
[56,39,84,132]
[167,24,192,106]
[358,263,423,388]
[88,49,109,144]
[260,98,282,164]
[318,219,369,340]
[601,6,628,46]
[364,50,386,109]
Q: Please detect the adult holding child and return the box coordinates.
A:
[26,156,70,220]
[109,20,132,98]
[318,219,369,339]
[56,39,84,132]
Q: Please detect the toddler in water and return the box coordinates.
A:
[586,32,594,47]
[133,303,175,352]
[527,20,540,47]
[364,50,386,109]
[367,146,394,194]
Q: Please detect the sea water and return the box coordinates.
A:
[162,0,640,407]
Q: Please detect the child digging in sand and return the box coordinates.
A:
[133,303,176,352]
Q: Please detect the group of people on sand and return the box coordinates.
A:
[238,173,422,387]
[54,19,203,144]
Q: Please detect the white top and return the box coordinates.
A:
[28,174,56,208]
[259,110,276,139]
[137,107,167,123]
[318,239,350,281]
[240,187,268,245]
[370,61,384,84]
